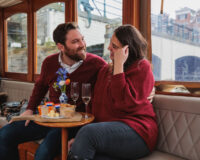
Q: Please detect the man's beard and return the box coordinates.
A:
[63,45,86,61]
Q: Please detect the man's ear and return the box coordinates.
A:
[57,43,64,52]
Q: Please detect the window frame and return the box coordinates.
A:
[149,0,200,97]
[0,0,77,82]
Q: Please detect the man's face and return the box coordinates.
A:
[63,29,86,61]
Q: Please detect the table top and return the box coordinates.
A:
[34,113,94,128]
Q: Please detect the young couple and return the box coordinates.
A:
[0,22,157,160]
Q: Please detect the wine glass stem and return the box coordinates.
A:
[74,100,77,111]
[85,103,88,119]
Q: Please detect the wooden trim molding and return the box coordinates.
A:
[123,0,140,29]
[34,74,40,82]
[27,0,34,81]
[32,0,66,12]
[3,1,29,19]
[156,91,200,98]
[0,8,4,76]
[123,0,152,62]
[33,11,37,78]
[65,0,78,22]
[3,19,8,72]
[140,0,152,62]
[4,72,27,81]
[155,81,200,88]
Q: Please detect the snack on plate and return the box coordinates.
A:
[47,110,59,118]
[60,104,75,118]
[38,105,42,115]
[45,102,54,106]
[37,103,75,118]
[41,105,48,116]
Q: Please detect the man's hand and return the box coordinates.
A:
[147,87,155,103]
[21,109,33,126]
[9,109,33,126]
[68,138,75,150]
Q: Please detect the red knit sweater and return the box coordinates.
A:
[27,53,106,112]
[92,59,158,152]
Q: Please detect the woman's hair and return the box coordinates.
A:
[53,22,79,45]
[114,24,147,71]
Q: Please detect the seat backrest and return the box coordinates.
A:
[153,94,200,160]
[0,79,49,102]
[0,80,34,102]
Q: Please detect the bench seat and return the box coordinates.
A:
[1,79,200,160]
[139,151,185,160]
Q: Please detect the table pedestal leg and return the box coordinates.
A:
[62,128,68,160]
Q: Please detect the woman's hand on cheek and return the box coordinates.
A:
[114,45,129,66]
[113,45,129,75]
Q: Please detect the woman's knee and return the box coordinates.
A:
[77,123,98,138]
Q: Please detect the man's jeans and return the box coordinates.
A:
[0,120,78,160]
[70,122,150,160]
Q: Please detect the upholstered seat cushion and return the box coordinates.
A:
[139,151,185,160]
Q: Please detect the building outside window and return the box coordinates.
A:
[36,2,65,73]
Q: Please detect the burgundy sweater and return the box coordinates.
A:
[92,59,158,152]
[27,53,106,112]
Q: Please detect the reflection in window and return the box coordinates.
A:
[151,0,200,82]
[78,0,122,62]
[36,2,65,73]
[7,13,27,73]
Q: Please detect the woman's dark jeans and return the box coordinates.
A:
[0,120,78,160]
[70,122,150,160]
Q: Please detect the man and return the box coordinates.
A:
[0,22,106,160]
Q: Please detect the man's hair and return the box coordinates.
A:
[53,22,79,45]
[114,24,147,71]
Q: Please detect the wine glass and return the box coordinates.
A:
[82,83,91,119]
[70,82,79,109]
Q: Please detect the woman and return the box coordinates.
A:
[68,25,158,160]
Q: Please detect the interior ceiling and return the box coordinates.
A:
[0,0,23,8]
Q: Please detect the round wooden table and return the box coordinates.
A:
[34,113,94,160]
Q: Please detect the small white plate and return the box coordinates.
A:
[41,115,65,119]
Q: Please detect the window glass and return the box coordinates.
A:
[78,0,122,62]
[7,13,28,73]
[151,0,200,82]
[36,2,65,73]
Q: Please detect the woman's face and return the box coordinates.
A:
[108,34,123,61]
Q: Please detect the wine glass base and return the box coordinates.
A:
[84,114,89,119]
